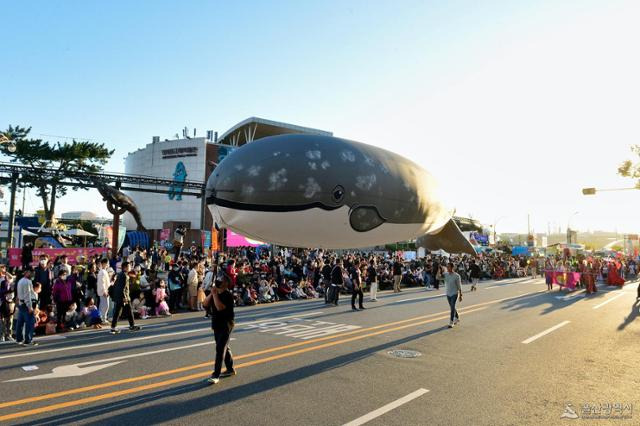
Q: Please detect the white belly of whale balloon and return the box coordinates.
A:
[210,205,434,249]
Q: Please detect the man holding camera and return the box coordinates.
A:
[205,271,236,385]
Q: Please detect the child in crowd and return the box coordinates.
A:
[45,305,57,335]
[64,302,82,330]
[132,292,149,319]
[83,298,103,328]
[258,276,273,303]
[155,280,171,316]
[197,284,206,312]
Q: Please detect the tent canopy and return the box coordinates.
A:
[64,228,97,237]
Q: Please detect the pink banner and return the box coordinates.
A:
[226,230,265,248]
[160,228,170,241]
[8,248,109,268]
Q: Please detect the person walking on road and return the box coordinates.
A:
[444,263,462,328]
[110,261,141,334]
[392,257,403,293]
[367,259,378,302]
[329,259,345,306]
[350,262,365,311]
[205,271,236,385]
[469,260,481,291]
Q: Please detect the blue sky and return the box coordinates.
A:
[2,0,639,234]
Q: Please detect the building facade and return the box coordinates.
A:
[123,137,212,231]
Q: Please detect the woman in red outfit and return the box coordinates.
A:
[584,261,597,294]
[607,261,625,286]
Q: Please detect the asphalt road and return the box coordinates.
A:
[1,277,638,425]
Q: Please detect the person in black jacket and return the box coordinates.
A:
[469,260,481,291]
[321,260,333,304]
[34,255,53,309]
[205,271,235,385]
[110,261,141,334]
[329,259,345,306]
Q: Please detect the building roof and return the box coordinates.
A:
[217,117,332,146]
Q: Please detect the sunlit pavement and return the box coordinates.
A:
[1,278,638,425]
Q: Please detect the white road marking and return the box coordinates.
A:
[343,388,430,426]
[7,362,123,382]
[522,321,571,344]
[21,366,39,371]
[5,341,218,382]
[485,286,500,289]
[243,315,357,340]
[0,311,322,361]
[393,294,444,303]
[593,292,627,309]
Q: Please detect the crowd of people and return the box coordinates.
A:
[1,242,638,345]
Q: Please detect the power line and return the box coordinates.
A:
[39,133,98,141]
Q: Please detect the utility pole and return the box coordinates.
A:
[21,184,26,216]
[7,173,18,249]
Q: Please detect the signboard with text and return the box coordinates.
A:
[8,247,109,268]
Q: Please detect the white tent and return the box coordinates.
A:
[63,228,97,237]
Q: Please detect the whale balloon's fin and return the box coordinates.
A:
[417,219,476,255]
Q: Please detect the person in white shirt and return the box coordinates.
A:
[97,258,112,323]
[187,263,199,311]
[16,267,37,346]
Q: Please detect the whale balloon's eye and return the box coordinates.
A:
[332,186,345,203]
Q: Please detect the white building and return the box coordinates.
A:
[123,137,210,230]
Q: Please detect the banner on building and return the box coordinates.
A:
[201,230,212,253]
[8,247,109,267]
[226,230,265,248]
[160,228,171,241]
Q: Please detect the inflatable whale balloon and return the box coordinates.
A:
[206,134,475,254]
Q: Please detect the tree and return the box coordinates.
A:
[618,145,640,188]
[1,125,114,223]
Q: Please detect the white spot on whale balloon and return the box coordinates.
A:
[355,174,377,191]
[269,169,288,191]
[340,151,355,162]
[321,161,330,170]
[308,162,317,170]
[241,185,255,195]
[305,150,322,160]
[248,166,262,177]
[300,177,321,198]
[273,152,281,157]
[363,155,375,167]
[234,164,244,171]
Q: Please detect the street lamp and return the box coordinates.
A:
[582,187,637,195]
[0,135,17,153]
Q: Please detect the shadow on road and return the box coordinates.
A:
[617,299,640,331]
[498,285,615,316]
[22,327,447,425]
